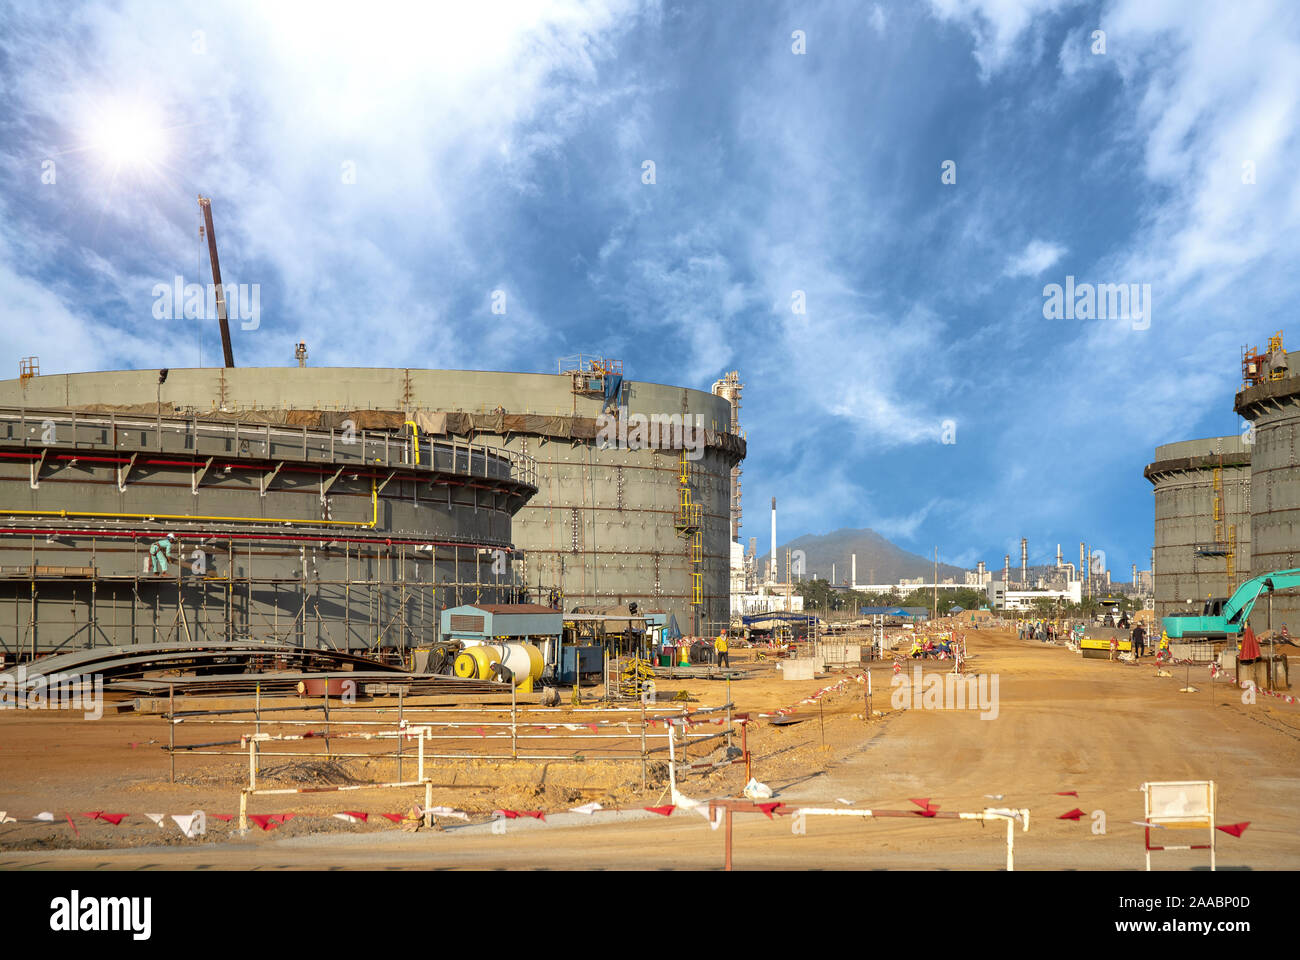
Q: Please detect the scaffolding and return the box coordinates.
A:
[1242,330,1288,386]
[558,355,623,401]
[0,536,559,663]
[712,371,744,541]
[1193,463,1239,596]
[0,405,544,661]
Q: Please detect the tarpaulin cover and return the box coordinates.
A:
[68,401,744,457]
[603,373,623,410]
[662,613,683,641]
[413,411,447,434]
[1240,625,1261,662]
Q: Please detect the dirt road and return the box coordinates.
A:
[2,627,1297,869]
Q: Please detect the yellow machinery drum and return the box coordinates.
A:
[497,641,545,692]
[453,645,500,680]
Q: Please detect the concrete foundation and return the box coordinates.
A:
[779,658,815,681]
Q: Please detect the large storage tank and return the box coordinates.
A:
[1236,348,1300,631]
[1145,435,1252,620]
[0,364,745,636]
[0,399,536,659]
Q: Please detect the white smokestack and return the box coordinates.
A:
[1056,543,1062,568]
[1020,538,1028,586]
[851,553,857,588]
[770,497,777,584]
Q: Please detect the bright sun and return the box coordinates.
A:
[88,103,167,167]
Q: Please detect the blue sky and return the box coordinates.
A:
[1,0,1297,579]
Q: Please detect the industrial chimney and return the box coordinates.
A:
[1020,538,1028,587]
[770,497,777,584]
[1003,554,1010,586]
[851,553,857,589]
[1056,544,1062,568]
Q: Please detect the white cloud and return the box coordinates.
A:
[1003,238,1067,276]
[926,0,1079,79]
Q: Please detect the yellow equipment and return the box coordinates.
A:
[619,657,656,697]
[454,645,501,680]
[1080,636,1132,659]
[453,642,545,692]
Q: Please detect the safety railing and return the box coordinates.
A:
[163,695,739,792]
[0,406,537,489]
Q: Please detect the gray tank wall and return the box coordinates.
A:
[0,367,742,633]
[1148,436,1252,620]
[1237,365,1300,632]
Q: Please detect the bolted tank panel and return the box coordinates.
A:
[1145,435,1252,621]
[1237,358,1300,632]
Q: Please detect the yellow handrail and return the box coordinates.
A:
[404,420,420,466]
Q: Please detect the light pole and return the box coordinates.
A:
[156,368,168,445]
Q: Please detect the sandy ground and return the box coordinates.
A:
[2,627,1298,870]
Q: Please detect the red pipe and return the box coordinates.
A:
[0,526,514,551]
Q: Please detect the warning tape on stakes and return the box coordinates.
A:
[1157,657,1300,706]
[758,672,869,719]
[0,796,1254,841]
[0,800,711,835]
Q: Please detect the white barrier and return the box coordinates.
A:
[792,805,1031,870]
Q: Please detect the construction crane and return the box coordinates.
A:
[197,195,235,368]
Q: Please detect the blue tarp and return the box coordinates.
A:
[602,373,623,410]
[662,613,683,640]
[740,612,817,626]
[859,606,931,619]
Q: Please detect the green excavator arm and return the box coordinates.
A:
[1222,568,1300,628]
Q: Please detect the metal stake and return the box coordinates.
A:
[168,683,175,783]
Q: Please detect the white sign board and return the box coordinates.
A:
[1142,780,1216,871]
[1146,781,1213,824]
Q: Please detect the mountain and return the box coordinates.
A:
[756,528,969,585]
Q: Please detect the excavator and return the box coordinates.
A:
[1162,568,1300,640]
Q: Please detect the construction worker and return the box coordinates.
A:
[1131,622,1146,659]
[149,533,176,575]
[716,630,730,668]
